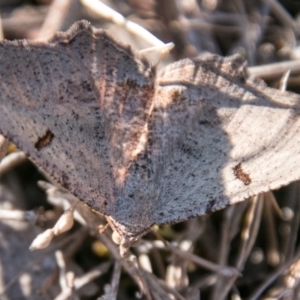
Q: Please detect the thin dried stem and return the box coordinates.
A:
[238,195,264,268]
[216,195,264,300]
[153,233,240,277]
[97,233,152,299]
[102,261,121,299]
[73,261,111,290]
[0,151,27,176]
[142,270,177,299]
[81,0,165,47]
[211,201,249,300]
[55,250,70,296]
[266,0,298,30]
[0,135,9,162]
[36,0,73,40]
[220,207,236,267]
[263,194,280,266]
[0,209,37,223]
[0,10,3,41]
[265,191,283,219]
[248,60,300,80]
[248,246,300,300]
[0,228,86,296]
[279,70,291,92]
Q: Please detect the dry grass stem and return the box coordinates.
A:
[266,0,298,30]
[0,151,27,176]
[36,0,73,40]
[279,70,290,92]
[248,60,300,80]
[1,1,300,298]
[102,261,121,299]
[0,134,9,162]
[0,209,37,222]
[167,242,240,277]
[263,196,280,267]
[73,261,111,290]
[0,228,86,296]
[248,247,300,300]
[81,0,165,47]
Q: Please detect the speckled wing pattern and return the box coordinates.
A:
[0,21,155,219]
[148,55,300,226]
[92,52,300,248]
[1,21,300,248]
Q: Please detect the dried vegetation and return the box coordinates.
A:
[1,0,300,299]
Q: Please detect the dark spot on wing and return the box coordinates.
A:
[233,163,251,185]
[35,129,54,150]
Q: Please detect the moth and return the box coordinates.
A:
[1,20,300,253]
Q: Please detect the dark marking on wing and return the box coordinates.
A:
[35,129,54,150]
[233,163,251,185]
